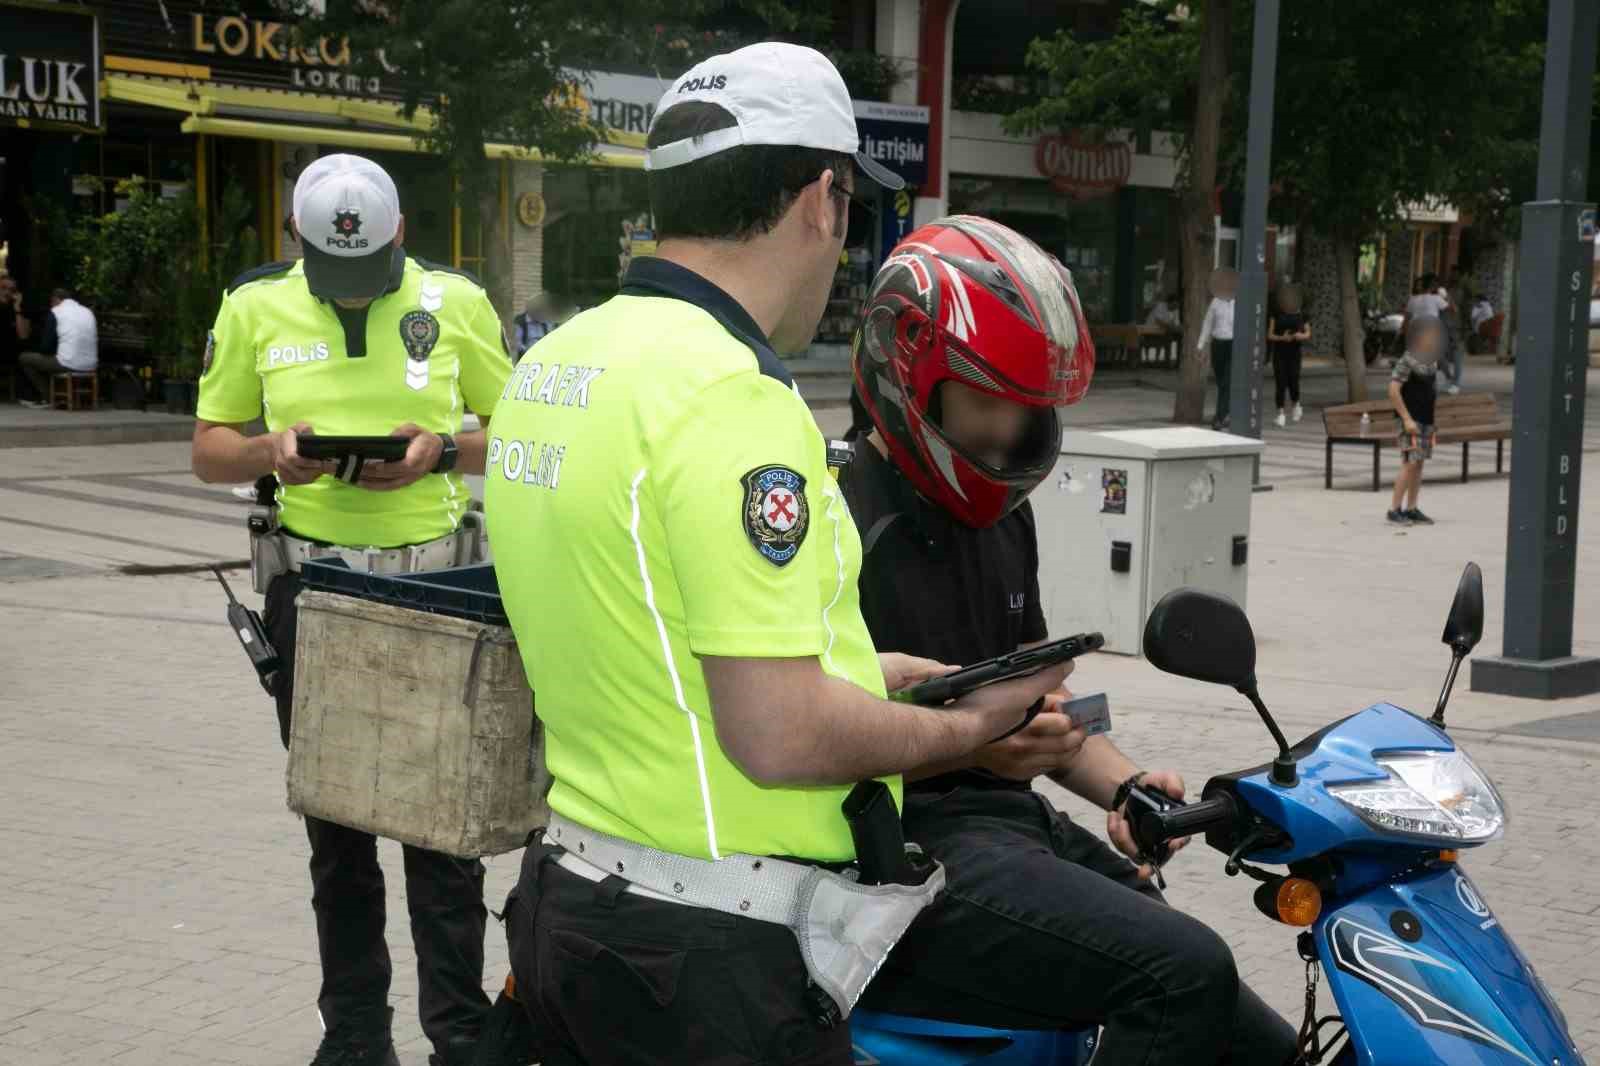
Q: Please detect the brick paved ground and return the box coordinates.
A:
[2,359,1598,1063]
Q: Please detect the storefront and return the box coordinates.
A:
[530,71,660,313]
[945,118,1182,328]
[815,101,930,347]
[527,75,930,347]
[0,1,104,289]
[0,0,651,358]
[0,1,930,365]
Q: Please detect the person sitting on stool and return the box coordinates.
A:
[19,288,97,407]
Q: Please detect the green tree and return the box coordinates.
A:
[1006,0,1226,423]
[1008,0,1544,405]
[1255,0,1540,399]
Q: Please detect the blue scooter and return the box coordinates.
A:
[852,563,1587,1065]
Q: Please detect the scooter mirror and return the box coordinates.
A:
[1143,588,1257,687]
[1442,562,1485,654]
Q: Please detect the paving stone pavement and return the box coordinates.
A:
[2,362,1599,1063]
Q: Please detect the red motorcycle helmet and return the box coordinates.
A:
[850,215,1095,528]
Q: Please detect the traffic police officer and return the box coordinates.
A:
[485,45,1066,1065]
[192,154,512,1066]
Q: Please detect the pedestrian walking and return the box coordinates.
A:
[1198,267,1237,429]
[1268,284,1309,427]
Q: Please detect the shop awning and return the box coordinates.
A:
[179,115,643,168]
[105,74,645,167]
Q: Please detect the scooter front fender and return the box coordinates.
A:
[1316,864,1583,1066]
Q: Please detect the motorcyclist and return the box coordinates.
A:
[841,215,1301,1065]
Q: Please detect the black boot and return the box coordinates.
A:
[428,1033,480,1066]
[465,987,539,1066]
[310,1007,401,1066]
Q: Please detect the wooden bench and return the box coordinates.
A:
[1323,392,1511,490]
[1090,323,1142,369]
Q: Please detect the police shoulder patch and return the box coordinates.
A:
[741,465,809,567]
[201,330,216,376]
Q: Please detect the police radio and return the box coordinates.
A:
[212,567,280,697]
[825,439,854,480]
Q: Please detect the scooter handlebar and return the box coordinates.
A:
[1135,794,1237,849]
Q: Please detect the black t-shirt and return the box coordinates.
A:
[840,441,1048,792]
[0,305,17,363]
[1271,312,1305,360]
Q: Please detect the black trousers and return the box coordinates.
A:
[1273,345,1302,409]
[505,840,854,1066]
[1211,338,1234,424]
[265,574,491,1050]
[858,786,1299,1066]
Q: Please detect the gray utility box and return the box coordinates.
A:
[1032,428,1265,655]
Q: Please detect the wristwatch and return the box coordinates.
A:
[1111,771,1149,814]
[431,433,458,474]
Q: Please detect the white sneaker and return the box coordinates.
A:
[1293,403,1304,422]
[1274,411,1287,428]
[1447,384,1461,395]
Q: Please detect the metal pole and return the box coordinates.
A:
[1472,0,1600,699]
[1228,0,1278,491]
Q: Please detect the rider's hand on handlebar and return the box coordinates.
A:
[948,663,1072,745]
[879,653,957,695]
[974,687,1087,781]
[1108,769,1191,881]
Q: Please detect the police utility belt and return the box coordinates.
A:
[543,782,944,1026]
[248,497,486,594]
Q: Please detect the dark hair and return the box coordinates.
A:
[50,287,71,302]
[645,101,853,242]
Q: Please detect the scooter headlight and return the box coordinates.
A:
[1329,749,1506,843]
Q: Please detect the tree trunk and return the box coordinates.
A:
[1502,237,1518,361]
[1334,232,1367,401]
[1173,0,1229,424]
[478,189,513,320]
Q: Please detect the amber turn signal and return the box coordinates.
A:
[1275,878,1323,926]
[1254,876,1323,926]
[1438,849,1460,863]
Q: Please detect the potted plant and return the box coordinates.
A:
[174,183,259,412]
[57,179,184,405]
[59,178,258,414]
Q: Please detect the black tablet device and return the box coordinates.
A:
[890,632,1105,706]
[295,434,412,463]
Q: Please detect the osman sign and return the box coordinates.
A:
[0,2,102,131]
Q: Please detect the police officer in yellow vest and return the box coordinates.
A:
[485,45,1067,1065]
[192,155,512,1066]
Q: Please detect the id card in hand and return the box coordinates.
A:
[1063,692,1112,736]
